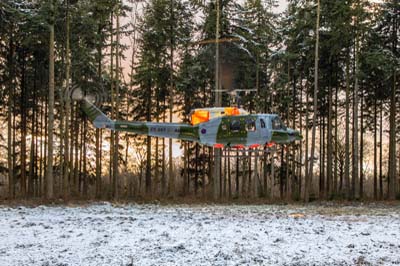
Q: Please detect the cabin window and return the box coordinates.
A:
[246,119,256,132]
[260,119,266,129]
[230,119,241,132]
[272,117,284,130]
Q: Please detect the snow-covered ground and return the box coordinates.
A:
[0,203,399,266]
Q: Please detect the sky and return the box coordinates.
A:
[276,0,288,13]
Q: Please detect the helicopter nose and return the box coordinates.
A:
[288,128,302,141]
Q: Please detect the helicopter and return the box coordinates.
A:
[80,97,302,150]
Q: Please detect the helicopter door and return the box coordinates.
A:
[259,117,268,142]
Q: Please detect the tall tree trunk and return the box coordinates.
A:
[298,81,303,198]
[344,54,351,199]
[13,102,17,195]
[28,70,37,197]
[388,0,398,200]
[270,149,275,199]
[145,78,152,195]
[113,6,121,199]
[7,38,14,199]
[352,31,360,199]
[236,149,240,197]
[248,152,252,198]
[162,101,166,196]
[63,0,71,200]
[46,2,55,200]
[228,149,232,198]
[155,98,160,195]
[213,0,221,200]
[82,118,88,197]
[320,116,325,198]
[304,88,309,201]
[73,105,80,196]
[327,75,333,198]
[379,103,383,199]
[334,84,338,195]
[359,93,364,199]
[388,72,397,200]
[279,147,284,199]
[169,0,175,198]
[254,150,259,198]
[20,51,27,197]
[306,0,320,202]
[373,97,378,200]
[39,101,44,196]
[109,11,115,198]
[95,22,103,199]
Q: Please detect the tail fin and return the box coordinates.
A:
[81,98,114,129]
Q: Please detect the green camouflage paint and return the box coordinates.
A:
[81,99,302,147]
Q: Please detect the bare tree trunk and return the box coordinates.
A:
[20,53,27,197]
[344,55,351,199]
[95,21,102,199]
[155,99,160,195]
[306,0,320,202]
[113,7,121,199]
[213,0,221,200]
[373,98,378,200]
[46,2,55,199]
[388,72,397,200]
[280,147,284,199]
[7,39,14,199]
[254,150,258,198]
[39,101,44,197]
[352,33,360,200]
[73,105,80,196]
[242,153,247,197]
[320,116,325,199]
[334,85,338,195]
[304,89,309,201]
[359,93,364,199]
[169,0,175,198]
[270,149,275,199]
[327,78,333,198]
[204,147,209,198]
[63,0,71,200]
[82,118,88,197]
[28,75,37,197]
[109,10,115,198]
[228,149,232,198]
[298,82,303,198]
[162,104,166,196]
[388,2,398,200]
[248,151,252,198]
[145,79,152,195]
[236,149,240,197]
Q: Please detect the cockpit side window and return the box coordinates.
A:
[272,117,285,130]
[260,118,266,129]
[246,118,256,132]
[230,119,241,132]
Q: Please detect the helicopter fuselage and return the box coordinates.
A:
[83,99,302,148]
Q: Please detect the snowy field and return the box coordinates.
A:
[0,203,399,266]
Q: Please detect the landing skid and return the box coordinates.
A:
[217,147,277,158]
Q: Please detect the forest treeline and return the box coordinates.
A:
[0,0,399,201]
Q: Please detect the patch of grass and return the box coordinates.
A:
[328,192,347,201]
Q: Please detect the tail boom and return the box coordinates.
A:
[81,99,199,142]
